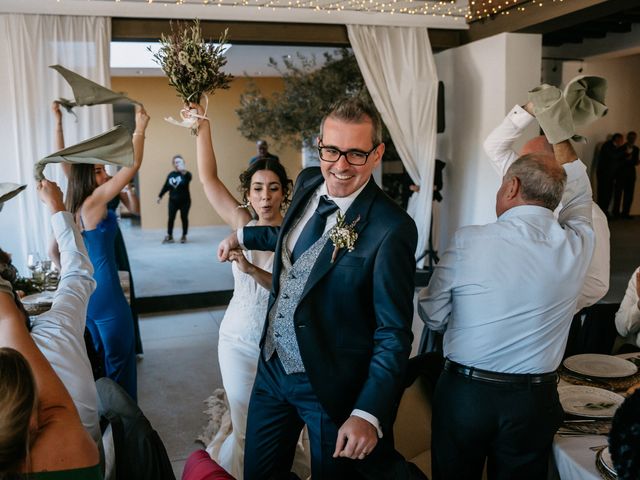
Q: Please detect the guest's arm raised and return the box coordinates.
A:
[84,106,149,210]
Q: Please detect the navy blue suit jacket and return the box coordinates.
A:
[243,167,418,433]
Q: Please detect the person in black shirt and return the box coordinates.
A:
[249,140,279,165]
[158,155,192,243]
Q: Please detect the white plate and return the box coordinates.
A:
[598,447,617,476]
[563,354,638,378]
[558,385,625,418]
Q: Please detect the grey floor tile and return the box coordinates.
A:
[138,309,223,464]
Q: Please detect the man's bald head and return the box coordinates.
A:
[521,135,554,157]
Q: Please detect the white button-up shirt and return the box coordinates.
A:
[418,160,595,374]
[30,211,100,443]
[483,105,610,312]
[615,267,640,348]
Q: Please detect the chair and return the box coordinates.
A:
[96,377,176,480]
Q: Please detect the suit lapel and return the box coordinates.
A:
[300,178,378,300]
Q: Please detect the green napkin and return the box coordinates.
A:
[564,75,608,127]
[34,125,133,181]
[51,65,140,111]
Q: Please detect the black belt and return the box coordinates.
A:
[444,359,558,385]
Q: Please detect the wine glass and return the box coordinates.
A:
[27,252,41,276]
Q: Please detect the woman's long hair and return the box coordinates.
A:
[0,347,36,475]
[65,164,98,216]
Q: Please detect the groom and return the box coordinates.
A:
[218,97,419,479]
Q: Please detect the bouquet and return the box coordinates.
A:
[151,20,233,132]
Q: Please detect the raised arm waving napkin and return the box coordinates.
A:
[50,64,140,112]
[34,125,132,181]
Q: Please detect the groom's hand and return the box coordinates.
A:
[217,230,239,262]
[333,416,378,460]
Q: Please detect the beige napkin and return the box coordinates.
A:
[34,125,133,181]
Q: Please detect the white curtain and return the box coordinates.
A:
[347,25,438,267]
[0,14,111,272]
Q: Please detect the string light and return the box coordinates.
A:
[97,0,472,18]
[466,0,563,21]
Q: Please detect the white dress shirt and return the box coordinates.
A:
[483,104,610,311]
[615,267,640,348]
[30,211,100,443]
[418,160,595,373]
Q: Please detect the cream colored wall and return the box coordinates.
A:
[562,55,640,214]
[111,76,302,229]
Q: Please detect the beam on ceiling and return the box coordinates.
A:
[112,18,464,50]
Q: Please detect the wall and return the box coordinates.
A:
[111,76,302,229]
[433,33,542,251]
[561,55,640,214]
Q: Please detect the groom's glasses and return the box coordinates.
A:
[317,143,379,166]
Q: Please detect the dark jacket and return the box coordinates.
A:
[244,167,418,434]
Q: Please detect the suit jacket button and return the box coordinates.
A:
[277,313,284,318]
[290,274,297,279]
[275,332,281,337]
[282,293,289,299]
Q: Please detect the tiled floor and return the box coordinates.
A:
[137,307,225,479]
[121,222,234,297]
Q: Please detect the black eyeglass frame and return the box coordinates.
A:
[317,143,380,166]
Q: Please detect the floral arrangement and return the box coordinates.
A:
[151,20,233,104]
[329,213,360,263]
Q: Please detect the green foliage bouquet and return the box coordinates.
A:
[152,20,233,104]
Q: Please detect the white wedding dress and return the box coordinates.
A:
[206,221,310,479]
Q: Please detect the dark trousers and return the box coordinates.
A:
[597,169,615,215]
[613,170,636,216]
[244,354,417,480]
[167,198,190,236]
[431,369,563,480]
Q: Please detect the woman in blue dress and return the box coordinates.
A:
[64,106,149,400]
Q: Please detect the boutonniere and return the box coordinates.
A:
[329,212,360,263]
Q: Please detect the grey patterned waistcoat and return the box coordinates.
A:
[263,228,330,374]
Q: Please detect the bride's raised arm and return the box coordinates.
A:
[191,102,253,230]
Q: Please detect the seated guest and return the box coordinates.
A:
[614,268,640,353]
[609,390,640,480]
[0,180,100,444]
[419,99,594,479]
[0,181,99,477]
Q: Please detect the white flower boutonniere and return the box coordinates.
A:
[329,212,361,263]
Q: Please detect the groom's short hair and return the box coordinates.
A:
[320,97,382,146]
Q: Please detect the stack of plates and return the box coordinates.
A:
[596,447,618,479]
[563,354,638,379]
[559,354,636,418]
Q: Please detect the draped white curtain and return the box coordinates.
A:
[347,25,438,267]
[0,14,111,272]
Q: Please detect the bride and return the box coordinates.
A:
[190,103,308,479]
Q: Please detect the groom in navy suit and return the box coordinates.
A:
[218,98,419,479]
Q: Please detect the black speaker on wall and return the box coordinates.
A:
[437,81,445,134]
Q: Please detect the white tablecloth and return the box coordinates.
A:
[550,434,604,480]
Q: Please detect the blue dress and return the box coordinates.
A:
[82,210,137,400]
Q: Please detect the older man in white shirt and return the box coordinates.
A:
[418,123,594,479]
[483,102,610,311]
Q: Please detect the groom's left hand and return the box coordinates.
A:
[333,416,378,460]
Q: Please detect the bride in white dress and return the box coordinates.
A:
[191,104,308,479]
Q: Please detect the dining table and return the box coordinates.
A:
[549,352,640,480]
